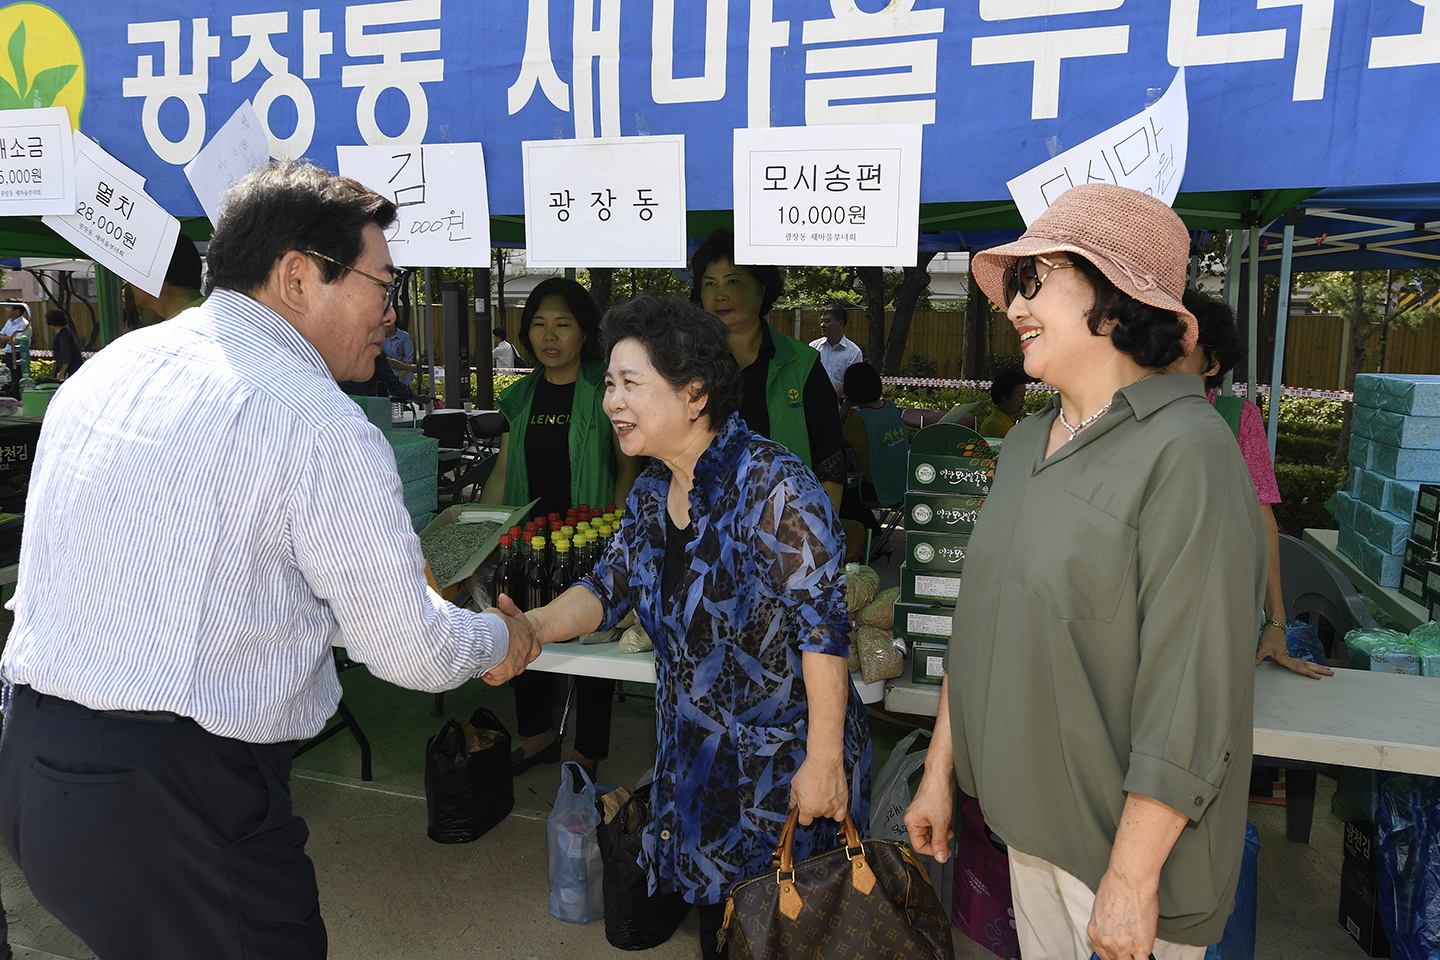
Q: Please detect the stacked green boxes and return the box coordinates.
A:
[385,429,439,533]
[899,424,993,683]
[1345,374,1440,588]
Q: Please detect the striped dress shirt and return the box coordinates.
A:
[1,289,508,743]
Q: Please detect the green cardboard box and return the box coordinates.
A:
[904,531,969,573]
[900,562,963,606]
[1405,537,1436,569]
[893,601,954,644]
[911,640,947,685]
[904,492,984,534]
[907,453,995,496]
[1418,483,1440,521]
[1400,564,1426,604]
[907,423,995,495]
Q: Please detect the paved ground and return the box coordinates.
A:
[0,544,1382,959]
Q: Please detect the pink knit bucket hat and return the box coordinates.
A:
[971,184,1198,354]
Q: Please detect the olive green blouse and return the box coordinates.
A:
[945,372,1266,947]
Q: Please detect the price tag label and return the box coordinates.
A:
[522,135,687,269]
[184,100,271,226]
[0,106,75,215]
[43,133,179,298]
[734,124,923,267]
[338,142,492,267]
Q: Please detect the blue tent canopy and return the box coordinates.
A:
[1250,185,1440,274]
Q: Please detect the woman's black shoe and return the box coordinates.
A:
[511,738,561,774]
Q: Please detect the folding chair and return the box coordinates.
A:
[1254,533,1380,843]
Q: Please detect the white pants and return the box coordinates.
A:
[1007,848,1207,960]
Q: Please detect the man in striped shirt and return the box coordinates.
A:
[0,162,539,959]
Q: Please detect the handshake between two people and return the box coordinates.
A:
[481,585,604,685]
[480,593,541,685]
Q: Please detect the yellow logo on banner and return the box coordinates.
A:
[0,5,83,125]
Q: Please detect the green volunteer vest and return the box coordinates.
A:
[763,328,818,467]
[497,358,617,510]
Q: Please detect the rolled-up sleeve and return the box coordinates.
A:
[1124,433,1264,821]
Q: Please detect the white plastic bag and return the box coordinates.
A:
[547,761,605,923]
[869,728,930,843]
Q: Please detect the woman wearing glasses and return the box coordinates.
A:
[904,184,1266,960]
[480,277,638,776]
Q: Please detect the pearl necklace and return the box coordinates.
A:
[1057,369,1161,443]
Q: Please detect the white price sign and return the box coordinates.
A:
[522,135,687,269]
[337,142,492,267]
[0,106,75,215]
[1007,68,1189,227]
[43,133,179,298]
[734,124,923,267]
[184,100,270,226]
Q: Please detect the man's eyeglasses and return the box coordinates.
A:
[303,249,408,310]
[1002,254,1073,306]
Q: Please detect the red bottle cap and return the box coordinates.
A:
[509,526,522,538]
[498,534,512,547]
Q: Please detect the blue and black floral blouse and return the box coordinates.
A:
[578,412,872,905]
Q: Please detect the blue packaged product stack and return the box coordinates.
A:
[1342,375,1440,589]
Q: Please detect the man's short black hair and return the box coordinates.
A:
[203,161,396,297]
[492,326,508,339]
[843,362,883,404]
[167,236,204,291]
[820,304,848,324]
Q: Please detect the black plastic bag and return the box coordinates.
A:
[597,785,689,949]
[424,706,514,843]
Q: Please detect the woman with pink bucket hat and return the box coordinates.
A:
[904,183,1267,960]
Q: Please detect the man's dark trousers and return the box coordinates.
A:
[0,685,327,959]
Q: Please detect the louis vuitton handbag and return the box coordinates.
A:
[720,809,954,960]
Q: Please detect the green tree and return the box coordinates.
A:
[855,255,937,375]
[1304,268,1440,467]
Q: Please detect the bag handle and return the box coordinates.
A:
[772,808,875,920]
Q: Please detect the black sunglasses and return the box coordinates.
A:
[1002,254,1073,306]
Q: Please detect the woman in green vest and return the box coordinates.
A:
[480,277,638,774]
[689,230,846,507]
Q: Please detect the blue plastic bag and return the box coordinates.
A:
[1376,773,1440,959]
[1284,618,1327,666]
[1203,823,1260,960]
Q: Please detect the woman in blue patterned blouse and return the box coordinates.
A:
[508,294,871,959]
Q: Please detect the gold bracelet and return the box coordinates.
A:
[1263,619,1285,631]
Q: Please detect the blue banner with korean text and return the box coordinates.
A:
[9,0,1436,219]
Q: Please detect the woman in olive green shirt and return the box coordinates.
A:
[905,185,1266,960]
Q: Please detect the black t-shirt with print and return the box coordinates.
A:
[518,376,576,519]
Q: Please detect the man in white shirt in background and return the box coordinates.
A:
[0,161,541,960]
[808,303,863,398]
[0,301,29,386]
[492,324,520,368]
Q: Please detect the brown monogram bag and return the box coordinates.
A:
[720,810,955,960]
